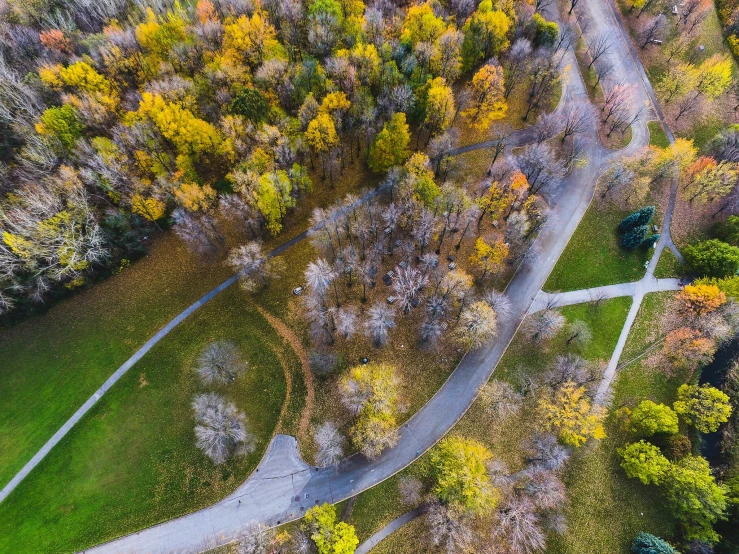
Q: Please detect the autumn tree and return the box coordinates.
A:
[674,383,732,433]
[340,362,400,459]
[424,77,456,139]
[538,381,606,447]
[368,112,411,173]
[303,504,359,554]
[679,283,726,315]
[461,0,512,71]
[469,237,508,280]
[462,62,507,130]
[305,112,339,177]
[456,300,498,349]
[430,435,499,515]
[314,421,344,467]
[662,327,716,374]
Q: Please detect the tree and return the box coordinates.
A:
[227,242,282,291]
[619,440,671,484]
[399,476,424,506]
[662,327,716,375]
[303,504,359,554]
[664,455,728,543]
[696,55,733,99]
[364,302,397,346]
[622,225,649,249]
[631,532,678,554]
[424,77,456,138]
[684,239,739,277]
[36,105,83,151]
[305,258,338,305]
[566,320,592,347]
[461,0,512,71]
[340,362,400,459]
[192,393,255,464]
[462,62,507,131]
[538,381,606,447]
[430,435,499,515]
[587,33,611,69]
[525,433,571,471]
[525,309,565,342]
[674,383,732,433]
[400,2,446,46]
[641,15,666,48]
[478,380,523,419]
[618,206,655,233]
[305,113,339,175]
[196,341,248,385]
[469,237,508,280]
[630,400,679,437]
[392,265,428,313]
[368,112,411,173]
[494,497,546,554]
[425,501,475,553]
[679,283,726,315]
[314,421,344,467]
[456,300,498,349]
[230,88,269,123]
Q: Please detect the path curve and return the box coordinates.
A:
[0,185,386,505]
[355,508,426,554]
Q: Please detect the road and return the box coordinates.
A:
[87,3,660,550]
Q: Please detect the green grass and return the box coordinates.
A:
[0,286,293,553]
[549,292,682,553]
[654,247,684,279]
[649,121,670,148]
[544,202,653,292]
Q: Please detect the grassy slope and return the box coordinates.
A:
[0,285,294,553]
[356,298,633,552]
[544,201,653,292]
[654,247,684,278]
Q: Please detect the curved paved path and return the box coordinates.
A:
[355,508,425,554]
[87,3,657,551]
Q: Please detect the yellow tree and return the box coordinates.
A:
[679,283,726,315]
[400,2,447,47]
[685,159,738,203]
[368,112,411,173]
[461,0,511,71]
[131,193,166,222]
[175,183,217,211]
[538,382,606,447]
[476,181,514,224]
[469,237,508,280]
[462,63,507,130]
[350,42,381,86]
[424,77,456,139]
[696,55,733,99]
[305,113,339,177]
[223,11,284,66]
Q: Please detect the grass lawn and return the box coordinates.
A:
[544,201,653,292]
[0,285,294,553]
[649,121,670,148]
[654,247,684,279]
[550,292,682,553]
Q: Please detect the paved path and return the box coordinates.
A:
[0,186,387,505]
[530,277,681,313]
[87,4,651,550]
[355,508,425,554]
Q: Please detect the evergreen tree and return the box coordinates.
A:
[622,225,649,249]
[618,206,655,234]
[642,233,660,249]
[631,532,678,554]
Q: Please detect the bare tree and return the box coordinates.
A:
[172,209,225,258]
[494,497,546,554]
[484,289,513,321]
[305,258,339,306]
[561,105,593,142]
[565,320,592,347]
[426,502,475,554]
[487,124,512,174]
[196,341,248,385]
[541,354,598,391]
[392,265,429,313]
[587,33,611,69]
[399,476,424,506]
[192,393,255,464]
[478,380,523,418]
[335,306,358,339]
[641,15,666,48]
[525,309,565,342]
[504,39,533,99]
[532,112,562,144]
[365,302,397,346]
[525,433,571,471]
[237,524,275,554]
[594,61,614,89]
[515,143,566,194]
[522,468,567,510]
[227,242,282,291]
[600,162,634,198]
[314,421,344,467]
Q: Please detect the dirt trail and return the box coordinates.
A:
[255,306,315,439]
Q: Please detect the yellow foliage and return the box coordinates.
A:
[462,63,507,130]
[538,382,606,447]
[131,194,166,221]
[174,183,217,211]
[318,91,351,115]
[223,11,284,66]
[679,283,726,315]
[305,113,339,153]
[469,237,508,277]
[425,77,455,135]
[401,2,447,46]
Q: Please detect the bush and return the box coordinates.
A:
[684,239,739,277]
[655,433,692,461]
[622,225,649,249]
[618,206,656,234]
[631,531,678,554]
